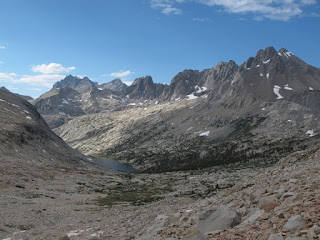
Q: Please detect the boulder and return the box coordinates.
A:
[268,233,284,240]
[196,207,241,234]
[259,195,278,208]
[284,215,305,233]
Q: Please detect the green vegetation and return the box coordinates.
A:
[94,177,173,207]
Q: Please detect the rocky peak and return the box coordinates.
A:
[53,75,96,93]
[170,70,200,86]
[0,86,10,92]
[95,78,128,92]
[126,76,167,100]
[132,76,154,87]
[255,46,278,61]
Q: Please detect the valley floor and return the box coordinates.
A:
[0,146,319,240]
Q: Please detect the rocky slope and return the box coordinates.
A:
[1,137,319,239]
[0,86,33,101]
[0,89,88,169]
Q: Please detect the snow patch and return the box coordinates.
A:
[306,129,315,137]
[186,127,193,131]
[284,84,293,91]
[199,131,210,137]
[87,158,93,162]
[195,85,207,93]
[0,99,7,102]
[266,73,270,79]
[26,116,32,120]
[261,108,265,111]
[190,103,200,109]
[273,85,284,99]
[67,230,85,237]
[186,94,198,100]
[287,120,292,122]
[155,101,158,105]
[23,110,30,114]
[201,94,208,98]
[255,65,260,68]
[98,88,103,90]
[62,99,69,104]
[128,103,136,106]
[11,103,20,108]
[263,59,270,64]
[283,51,293,58]
[278,52,282,56]
[309,87,314,91]
[3,107,18,115]
[175,97,181,101]
[260,73,263,77]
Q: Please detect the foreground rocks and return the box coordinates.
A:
[1,144,319,239]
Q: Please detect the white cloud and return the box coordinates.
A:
[0,72,64,88]
[110,70,133,78]
[151,0,183,15]
[151,0,317,20]
[18,74,65,88]
[0,61,3,64]
[32,63,75,74]
[0,46,5,49]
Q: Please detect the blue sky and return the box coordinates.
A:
[0,0,319,98]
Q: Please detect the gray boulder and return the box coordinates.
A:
[268,233,284,240]
[196,206,241,234]
[284,215,305,233]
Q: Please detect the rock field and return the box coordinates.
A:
[1,144,319,239]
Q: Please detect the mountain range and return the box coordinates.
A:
[31,46,320,172]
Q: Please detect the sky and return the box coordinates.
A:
[0,0,319,98]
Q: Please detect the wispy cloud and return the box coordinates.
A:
[27,88,43,91]
[192,17,210,22]
[123,81,133,86]
[199,0,316,21]
[32,63,75,74]
[150,0,317,20]
[0,61,3,64]
[0,72,16,82]
[110,70,133,78]
[151,0,183,15]
[0,46,5,49]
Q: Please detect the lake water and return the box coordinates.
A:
[91,158,137,173]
